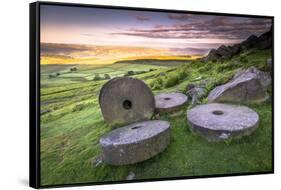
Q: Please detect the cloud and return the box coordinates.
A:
[167,13,194,21]
[135,15,150,21]
[170,46,213,54]
[81,33,95,36]
[111,16,271,43]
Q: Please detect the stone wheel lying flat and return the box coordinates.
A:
[155,92,188,113]
[100,120,170,165]
[99,77,155,127]
[187,103,259,142]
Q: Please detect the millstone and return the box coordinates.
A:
[155,92,188,113]
[187,103,259,142]
[100,120,170,165]
[99,77,155,127]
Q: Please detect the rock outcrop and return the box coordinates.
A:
[204,27,272,62]
[208,67,271,103]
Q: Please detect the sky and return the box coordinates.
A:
[40,5,272,54]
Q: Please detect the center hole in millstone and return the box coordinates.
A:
[123,99,132,110]
[212,110,224,115]
[164,97,171,101]
[131,125,143,130]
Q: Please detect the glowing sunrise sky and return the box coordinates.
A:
[40,5,272,54]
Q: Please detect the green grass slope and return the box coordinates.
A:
[40,49,272,186]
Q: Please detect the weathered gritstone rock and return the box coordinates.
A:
[155,92,188,113]
[208,67,271,103]
[203,27,272,62]
[187,103,259,142]
[100,120,170,165]
[99,77,155,127]
[186,83,206,105]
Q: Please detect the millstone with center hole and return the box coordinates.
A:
[187,103,259,142]
[155,92,188,113]
[100,120,170,165]
[99,77,155,127]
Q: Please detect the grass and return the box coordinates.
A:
[40,49,273,186]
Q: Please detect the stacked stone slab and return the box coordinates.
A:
[155,92,188,113]
[98,77,171,165]
[187,103,259,142]
[100,120,170,165]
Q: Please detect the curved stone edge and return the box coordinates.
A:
[156,102,187,114]
[98,77,121,107]
[187,114,259,142]
[100,126,171,165]
[156,94,188,114]
[99,77,156,127]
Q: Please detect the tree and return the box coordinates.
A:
[93,73,101,81]
[70,67,78,72]
[127,70,134,76]
[48,74,55,78]
[104,73,111,79]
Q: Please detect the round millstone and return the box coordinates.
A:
[100,120,170,165]
[155,92,188,113]
[187,103,259,142]
[99,77,155,127]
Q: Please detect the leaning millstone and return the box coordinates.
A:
[208,66,271,103]
[100,120,170,165]
[187,103,259,142]
[99,77,155,128]
[155,92,188,113]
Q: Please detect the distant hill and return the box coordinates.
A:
[41,43,202,65]
[114,55,202,67]
[114,59,190,67]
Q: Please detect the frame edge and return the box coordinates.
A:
[29,1,40,189]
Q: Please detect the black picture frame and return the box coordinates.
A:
[29,1,274,189]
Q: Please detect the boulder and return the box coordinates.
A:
[126,171,135,180]
[208,67,271,103]
[186,83,205,105]
[187,103,259,142]
[100,120,170,165]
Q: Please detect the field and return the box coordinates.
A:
[40,49,272,186]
